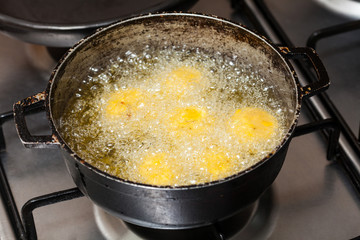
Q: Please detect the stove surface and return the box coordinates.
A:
[0,0,359,239]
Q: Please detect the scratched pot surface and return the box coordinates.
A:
[0,0,360,239]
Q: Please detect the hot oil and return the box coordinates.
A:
[60,45,288,186]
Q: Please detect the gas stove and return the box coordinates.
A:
[0,0,360,239]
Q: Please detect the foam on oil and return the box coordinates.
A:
[60,45,288,186]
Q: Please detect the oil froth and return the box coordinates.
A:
[59,45,288,186]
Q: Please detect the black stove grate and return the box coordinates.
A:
[306,20,360,189]
[1,1,360,239]
[21,188,83,240]
[0,111,84,240]
[234,0,360,194]
[307,20,360,50]
[0,104,343,240]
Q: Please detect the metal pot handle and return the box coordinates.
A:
[13,91,60,148]
[280,47,330,98]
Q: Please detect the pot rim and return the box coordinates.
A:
[45,12,302,190]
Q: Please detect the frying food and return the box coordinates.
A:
[105,88,146,118]
[166,106,212,137]
[228,107,278,143]
[60,46,287,186]
[138,152,176,186]
[163,66,203,97]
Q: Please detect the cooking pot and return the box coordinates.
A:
[0,0,198,47]
[13,13,329,229]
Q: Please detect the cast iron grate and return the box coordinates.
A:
[234,0,360,194]
[0,111,84,240]
[1,1,359,238]
[0,107,341,240]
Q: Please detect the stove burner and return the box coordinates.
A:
[94,188,277,240]
[314,0,360,19]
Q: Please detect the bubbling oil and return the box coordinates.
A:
[59,45,289,186]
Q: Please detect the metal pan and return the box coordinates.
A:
[0,0,198,47]
[13,13,329,229]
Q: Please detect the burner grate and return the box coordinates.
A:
[21,188,83,240]
[0,111,84,240]
[0,105,342,240]
[1,2,359,238]
[235,0,360,195]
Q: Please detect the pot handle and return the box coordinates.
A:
[279,47,330,98]
[13,91,60,149]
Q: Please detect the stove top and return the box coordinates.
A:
[1,0,360,239]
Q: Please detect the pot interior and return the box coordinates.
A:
[49,13,299,183]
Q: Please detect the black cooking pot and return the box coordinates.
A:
[0,0,198,47]
[13,13,329,229]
